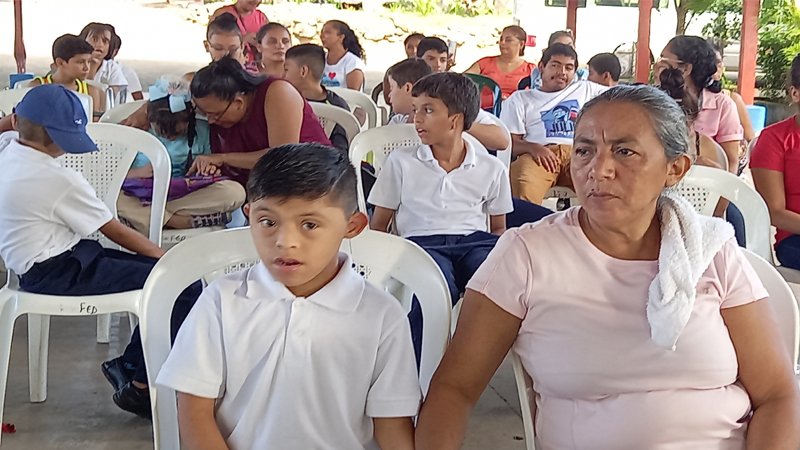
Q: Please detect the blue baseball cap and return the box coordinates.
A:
[14,84,98,154]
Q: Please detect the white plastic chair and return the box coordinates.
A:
[330,87,380,129]
[671,165,772,261]
[99,99,147,124]
[510,247,799,450]
[712,140,730,173]
[85,79,115,110]
[477,113,512,168]
[0,124,170,444]
[139,227,451,450]
[0,87,93,123]
[309,102,362,146]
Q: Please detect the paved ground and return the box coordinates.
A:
[0,314,526,449]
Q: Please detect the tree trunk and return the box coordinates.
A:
[675,0,688,35]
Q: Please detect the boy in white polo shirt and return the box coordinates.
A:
[369,73,513,359]
[157,143,420,450]
[501,43,608,204]
[0,84,202,419]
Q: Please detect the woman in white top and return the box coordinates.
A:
[320,20,365,90]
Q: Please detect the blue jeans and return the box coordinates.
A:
[406,231,499,367]
[776,234,800,270]
[726,203,746,248]
[19,240,201,384]
[507,197,554,228]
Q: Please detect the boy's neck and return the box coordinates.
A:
[286,254,344,298]
[430,134,467,171]
[50,70,79,90]
[19,138,64,159]
[300,82,327,102]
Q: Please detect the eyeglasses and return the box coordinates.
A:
[203,98,235,122]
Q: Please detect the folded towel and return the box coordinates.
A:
[647,192,735,350]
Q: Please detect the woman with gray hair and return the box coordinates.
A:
[415,85,800,450]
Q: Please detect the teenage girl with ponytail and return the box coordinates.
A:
[187,56,331,186]
[654,36,744,174]
[320,20,366,90]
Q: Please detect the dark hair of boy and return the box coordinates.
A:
[78,23,118,60]
[192,56,266,101]
[207,12,242,40]
[16,116,54,147]
[285,44,326,81]
[256,23,290,44]
[52,34,95,63]
[541,43,578,67]
[587,53,621,82]
[416,37,448,58]
[247,143,358,214]
[387,58,433,87]
[147,98,198,172]
[404,33,425,46]
[411,72,479,131]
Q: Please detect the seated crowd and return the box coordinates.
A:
[0,1,799,449]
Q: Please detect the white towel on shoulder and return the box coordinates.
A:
[647,192,735,350]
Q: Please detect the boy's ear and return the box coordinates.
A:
[403,82,414,93]
[449,112,464,132]
[10,114,18,131]
[345,211,369,238]
[203,40,211,53]
[300,65,309,78]
[243,203,251,216]
[54,57,66,68]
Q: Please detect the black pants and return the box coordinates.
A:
[19,240,201,384]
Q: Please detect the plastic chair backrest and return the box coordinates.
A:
[140,227,451,450]
[309,102,362,146]
[743,136,758,168]
[99,100,147,124]
[741,249,800,369]
[712,140,729,172]
[670,165,772,261]
[478,112,512,167]
[329,87,380,129]
[0,87,93,122]
[510,351,537,450]
[464,73,502,117]
[60,123,171,247]
[349,124,422,212]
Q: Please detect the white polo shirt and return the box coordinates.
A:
[368,139,513,238]
[156,255,421,450]
[0,140,113,274]
[500,80,608,146]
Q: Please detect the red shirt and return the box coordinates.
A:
[749,116,800,244]
[477,57,535,110]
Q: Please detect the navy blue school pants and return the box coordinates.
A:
[406,231,499,367]
[19,240,201,384]
[776,235,800,270]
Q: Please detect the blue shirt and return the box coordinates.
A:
[131,119,211,178]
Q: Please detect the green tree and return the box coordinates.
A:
[673,0,714,35]
[758,0,800,98]
[701,0,742,44]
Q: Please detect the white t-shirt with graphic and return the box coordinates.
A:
[322,52,366,89]
[500,81,608,146]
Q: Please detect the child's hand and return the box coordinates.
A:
[188,155,224,177]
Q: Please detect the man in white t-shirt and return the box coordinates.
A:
[157,143,420,450]
[501,43,608,204]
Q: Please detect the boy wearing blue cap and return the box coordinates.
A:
[0,85,201,419]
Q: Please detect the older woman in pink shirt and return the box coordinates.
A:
[415,86,800,450]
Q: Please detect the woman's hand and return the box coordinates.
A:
[243,32,258,47]
[188,154,225,177]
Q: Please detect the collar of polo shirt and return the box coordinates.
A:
[415,137,478,169]
[235,254,366,312]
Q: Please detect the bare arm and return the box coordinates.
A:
[719,140,741,174]
[177,393,230,450]
[489,214,506,235]
[722,300,800,449]
[346,69,365,91]
[370,206,395,233]
[0,115,13,133]
[730,92,756,143]
[131,91,144,101]
[752,168,800,236]
[464,60,481,74]
[467,123,509,151]
[87,85,106,121]
[374,417,415,450]
[415,291,521,450]
[99,218,165,259]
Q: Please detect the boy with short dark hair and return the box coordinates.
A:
[28,34,106,120]
[284,43,352,152]
[0,85,201,419]
[370,72,513,306]
[587,52,621,87]
[157,143,420,450]
[416,37,449,74]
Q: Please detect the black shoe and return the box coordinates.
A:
[113,382,152,420]
[101,358,133,392]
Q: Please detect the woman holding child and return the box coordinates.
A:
[416,85,800,449]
